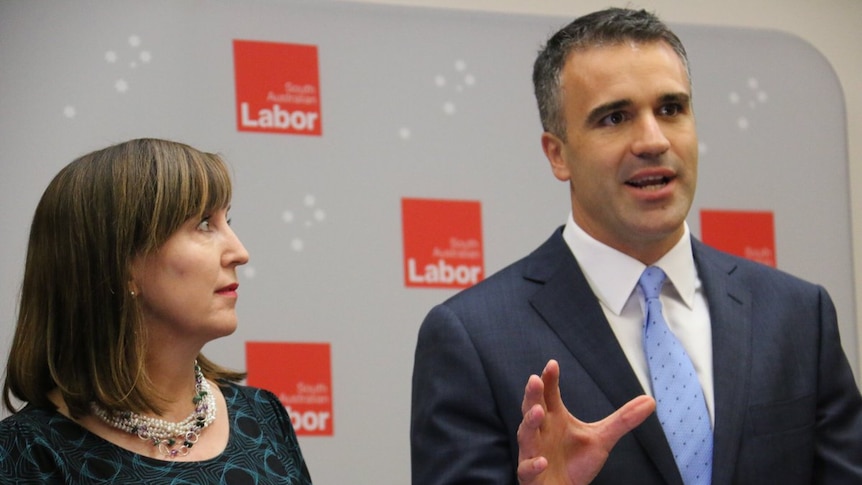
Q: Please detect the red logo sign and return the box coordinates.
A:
[401,197,484,289]
[245,342,333,436]
[233,40,322,136]
[700,209,776,267]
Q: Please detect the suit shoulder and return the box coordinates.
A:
[695,240,823,291]
[434,254,532,314]
[440,228,567,305]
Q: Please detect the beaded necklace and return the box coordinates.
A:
[90,361,216,459]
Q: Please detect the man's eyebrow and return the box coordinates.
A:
[585,99,632,126]
[660,92,691,105]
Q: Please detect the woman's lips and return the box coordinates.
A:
[216,283,239,296]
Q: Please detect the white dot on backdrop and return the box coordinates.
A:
[737,117,750,130]
[314,209,326,222]
[129,35,141,47]
[729,92,740,104]
[443,102,456,115]
[303,195,316,207]
[291,238,304,252]
[757,91,768,103]
[140,51,152,63]
[698,142,708,155]
[243,266,256,279]
[105,51,118,63]
[115,79,129,93]
[63,106,76,118]
[464,74,475,86]
[748,77,759,89]
[435,75,446,87]
[398,127,411,140]
[282,210,294,223]
[129,62,137,69]
[454,59,466,71]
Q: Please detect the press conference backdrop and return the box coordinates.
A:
[0,1,854,483]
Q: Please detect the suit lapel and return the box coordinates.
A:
[525,230,684,485]
[692,240,751,485]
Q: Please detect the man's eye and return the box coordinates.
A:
[601,112,626,126]
[661,104,683,116]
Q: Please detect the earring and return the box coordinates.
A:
[130,290,136,297]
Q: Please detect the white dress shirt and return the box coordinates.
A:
[562,214,715,423]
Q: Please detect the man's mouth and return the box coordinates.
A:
[626,175,672,190]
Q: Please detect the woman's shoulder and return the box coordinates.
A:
[218,381,282,407]
[218,382,301,449]
[0,406,90,482]
[0,405,72,438]
[218,382,289,427]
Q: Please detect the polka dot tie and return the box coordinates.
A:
[640,266,713,485]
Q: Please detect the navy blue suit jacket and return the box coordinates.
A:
[411,228,862,484]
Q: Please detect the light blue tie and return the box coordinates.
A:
[640,266,713,485]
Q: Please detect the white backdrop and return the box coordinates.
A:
[0,1,854,483]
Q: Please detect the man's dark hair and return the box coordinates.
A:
[533,8,690,138]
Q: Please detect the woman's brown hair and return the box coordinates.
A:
[4,138,245,417]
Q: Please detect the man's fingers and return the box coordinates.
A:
[516,456,548,484]
[521,374,546,415]
[517,403,546,451]
[599,395,656,444]
[523,403,545,429]
[540,359,563,412]
[517,403,547,469]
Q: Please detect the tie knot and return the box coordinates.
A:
[638,266,666,300]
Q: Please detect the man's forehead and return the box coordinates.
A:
[560,40,690,88]
[562,39,680,64]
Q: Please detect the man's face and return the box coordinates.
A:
[542,41,698,264]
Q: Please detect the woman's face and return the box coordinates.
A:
[131,207,249,348]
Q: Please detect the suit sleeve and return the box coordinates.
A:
[411,303,517,485]
[813,286,862,481]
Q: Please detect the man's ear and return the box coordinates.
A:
[541,132,571,182]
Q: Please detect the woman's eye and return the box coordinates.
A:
[197,217,212,232]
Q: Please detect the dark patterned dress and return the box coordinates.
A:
[0,383,313,484]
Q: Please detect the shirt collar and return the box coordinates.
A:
[562,213,697,315]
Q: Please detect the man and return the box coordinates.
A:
[411,7,862,485]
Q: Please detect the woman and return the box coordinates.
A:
[0,138,312,483]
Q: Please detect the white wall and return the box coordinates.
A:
[1,2,856,483]
[343,0,862,375]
